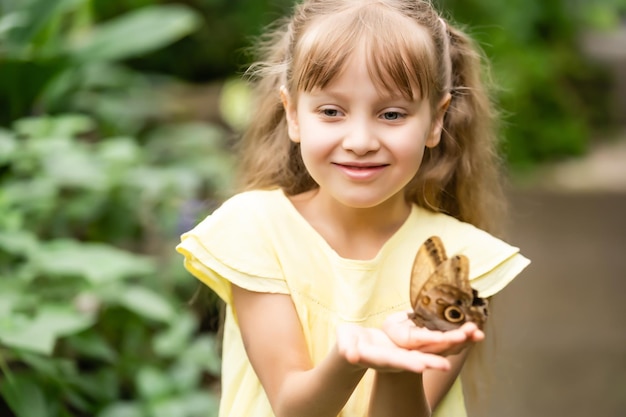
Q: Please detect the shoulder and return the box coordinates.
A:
[180,188,289,279]
[194,189,285,233]
[177,189,291,301]
[409,206,501,250]
[213,188,284,216]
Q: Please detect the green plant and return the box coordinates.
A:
[91,0,296,81]
[439,0,618,168]
[0,114,232,416]
[0,0,201,129]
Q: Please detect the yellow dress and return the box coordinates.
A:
[177,189,530,417]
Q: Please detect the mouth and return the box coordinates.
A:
[332,162,389,180]
[333,162,389,169]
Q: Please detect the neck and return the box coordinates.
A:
[290,189,412,260]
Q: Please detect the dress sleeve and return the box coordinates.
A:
[469,252,529,298]
[450,226,530,298]
[176,192,289,305]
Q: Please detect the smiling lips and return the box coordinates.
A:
[333,162,389,180]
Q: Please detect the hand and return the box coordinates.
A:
[382,311,485,356]
[335,323,451,374]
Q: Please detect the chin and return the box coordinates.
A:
[335,193,399,210]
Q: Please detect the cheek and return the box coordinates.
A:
[392,130,429,160]
[298,120,338,153]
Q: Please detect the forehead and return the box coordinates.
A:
[309,48,413,102]
[290,5,436,100]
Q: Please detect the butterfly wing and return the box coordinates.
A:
[409,236,447,309]
[409,237,488,331]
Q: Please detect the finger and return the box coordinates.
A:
[409,327,480,355]
[356,343,451,373]
[418,328,485,355]
[419,340,471,355]
[384,321,450,348]
[454,323,485,343]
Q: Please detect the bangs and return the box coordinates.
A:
[290,4,437,100]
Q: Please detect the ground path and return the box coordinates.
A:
[489,133,626,417]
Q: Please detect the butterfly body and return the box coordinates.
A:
[408,237,488,331]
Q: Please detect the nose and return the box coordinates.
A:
[342,119,380,156]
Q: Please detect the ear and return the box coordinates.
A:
[426,93,451,148]
[280,86,300,143]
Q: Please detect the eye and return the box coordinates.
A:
[381,111,405,121]
[319,107,342,118]
[443,306,465,323]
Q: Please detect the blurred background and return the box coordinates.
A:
[0,0,624,416]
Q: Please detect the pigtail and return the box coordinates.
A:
[412,20,506,236]
[236,18,315,194]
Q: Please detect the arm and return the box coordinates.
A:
[367,350,468,417]
[232,285,365,417]
[368,314,483,417]
[424,349,470,408]
[231,285,456,417]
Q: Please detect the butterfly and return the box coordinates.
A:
[408,236,488,331]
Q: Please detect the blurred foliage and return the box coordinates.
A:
[91,0,294,81]
[0,113,231,416]
[438,0,625,168]
[0,0,201,129]
[0,1,234,414]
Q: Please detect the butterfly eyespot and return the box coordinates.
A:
[421,296,431,305]
[443,306,465,323]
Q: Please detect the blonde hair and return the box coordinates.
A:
[237,0,505,235]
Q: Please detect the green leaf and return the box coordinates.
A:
[0,305,95,355]
[0,313,52,354]
[117,286,176,323]
[4,0,77,50]
[69,368,118,403]
[153,312,197,357]
[0,290,22,317]
[146,398,187,417]
[34,240,155,284]
[147,391,219,417]
[128,166,202,200]
[15,351,78,385]
[0,277,38,316]
[0,230,39,256]
[39,141,108,189]
[98,136,142,167]
[0,128,17,164]
[179,391,219,417]
[144,122,227,164]
[136,366,173,400]
[97,402,145,417]
[167,362,202,393]
[0,12,26,37]
[182,334,221,375]
[0,375,49,417]
[69,5,201,62]
[13,114,94,138]
[66,330,117,363]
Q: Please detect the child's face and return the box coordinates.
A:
[282,49,448,210]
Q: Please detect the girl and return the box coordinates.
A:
[177,0,530,416]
